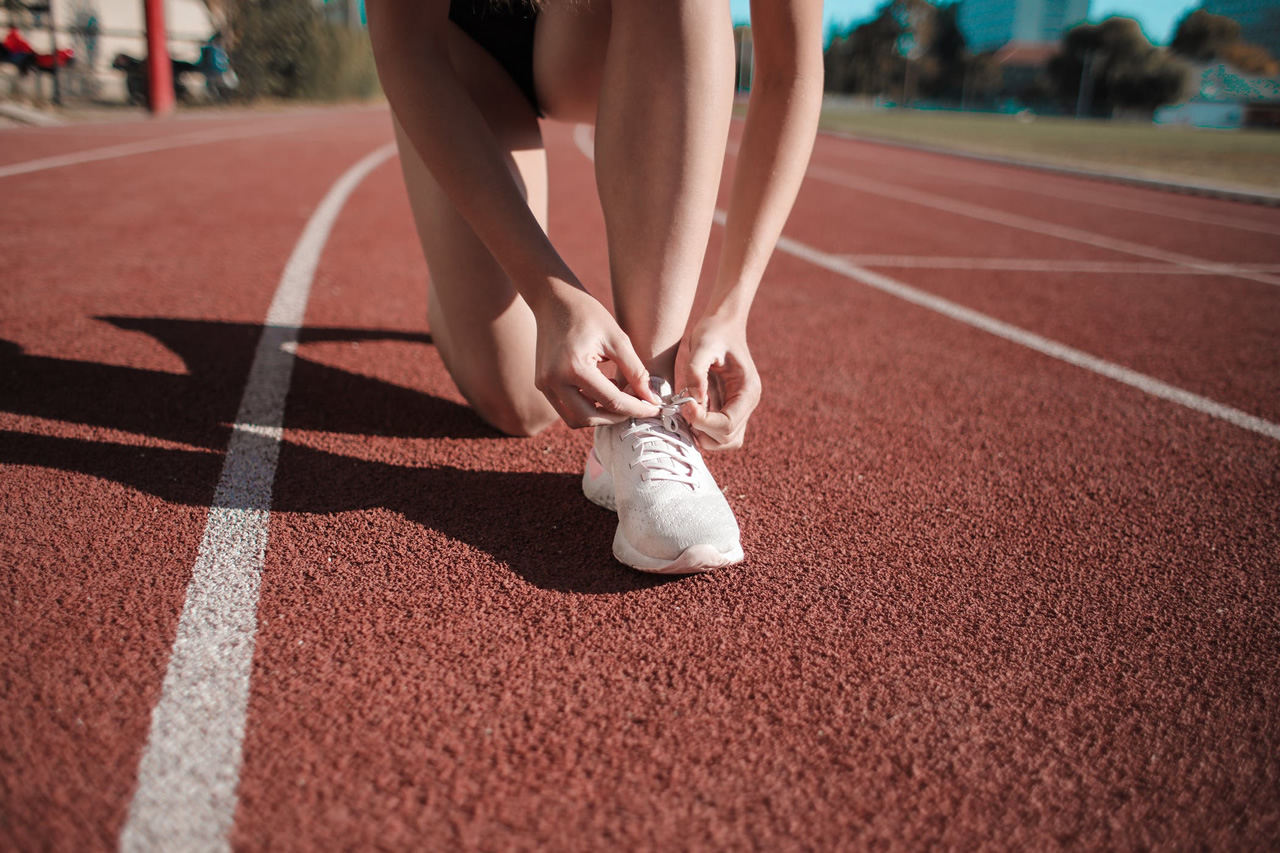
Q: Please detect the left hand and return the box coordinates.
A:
[677,315,761,452]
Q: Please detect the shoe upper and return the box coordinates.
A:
[595,379,741,558]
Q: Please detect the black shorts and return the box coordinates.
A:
[448,0,542,117]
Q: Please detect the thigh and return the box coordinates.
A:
[533,0,611,124]
[393,23,555,436]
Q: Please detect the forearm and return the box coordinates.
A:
[366,0,580,310]
[709,72,822,324]
[707,1,823,325]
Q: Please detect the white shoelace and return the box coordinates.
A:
[623,393,700,487]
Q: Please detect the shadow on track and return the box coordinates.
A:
[0,318,671,594]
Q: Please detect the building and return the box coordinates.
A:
[958,0,1092,53]
[1200,0,1280,61]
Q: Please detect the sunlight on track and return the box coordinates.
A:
[839,257,1280,274]
[771,230,1280,442]
[821,140,1280,237]
[119,143,396,853]
[578,122,1280,440]
[0,121,312,180]
[806,165,1280,289]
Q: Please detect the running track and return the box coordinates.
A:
[2,106,1278,851]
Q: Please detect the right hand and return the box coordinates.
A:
[533,285,661,428]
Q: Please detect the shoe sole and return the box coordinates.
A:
[582,448,744,575]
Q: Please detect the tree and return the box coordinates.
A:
[824,0,967,102]
[1048,17,1187,116]
[1171,9,1242,62]
[1171,9,1279,75]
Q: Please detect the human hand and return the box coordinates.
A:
[677,314,761,451]
[533,284,661,428]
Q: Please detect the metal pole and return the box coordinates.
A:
[45,0,62,105]
[1075,50,1094,118]
[144,0,174,115]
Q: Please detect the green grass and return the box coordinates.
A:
[813,102,1280,192]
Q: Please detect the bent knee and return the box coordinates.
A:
[471,390,558,438]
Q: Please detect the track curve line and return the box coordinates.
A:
[118,142,396,853]
[573,123,1280,442]
[771,229,1280,443]
[0,121,311,180]
[807,165,1280,289]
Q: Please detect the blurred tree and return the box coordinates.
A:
[1171,9,1279,75]
[1048,17,1187,116]
[824,0,968,101]
[920,2,966,100]
[1170,9,1242,62]
[190,0,378,101]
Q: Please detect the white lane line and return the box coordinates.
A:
[762,220,1280,442]
[118,142,396,853]
[577,123,1280,441]
[806,164,1280,289]
[0,120,322,180]
[838,256,1280,275]
[818,142,1280,237]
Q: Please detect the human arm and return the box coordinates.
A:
[365,0,659,425]
[680,0,824,449]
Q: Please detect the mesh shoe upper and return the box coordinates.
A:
[594,379,741,561]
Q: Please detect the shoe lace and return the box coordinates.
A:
[622,392,700,488]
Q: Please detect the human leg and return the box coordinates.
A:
[392,23,557,437]
[537,0,735,381]
[592,0,735,381]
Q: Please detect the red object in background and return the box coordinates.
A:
[34,47,74,70]
[144,0,173,116]
[4,28,34,55]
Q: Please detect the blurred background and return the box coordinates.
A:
[1,0,1277,188]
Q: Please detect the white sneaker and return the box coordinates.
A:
[582,378,743,574]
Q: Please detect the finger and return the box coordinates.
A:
[605,336,659,404]
[555,385,632,428]
[574,366,660,420]
[719,392,759,432]
[684,344,718,406]
[683,402,735,444]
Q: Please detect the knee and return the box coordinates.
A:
[471,389,559,438]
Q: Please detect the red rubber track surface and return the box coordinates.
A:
[2,107,1278,851]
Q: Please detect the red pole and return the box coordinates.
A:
[144,0,174,116]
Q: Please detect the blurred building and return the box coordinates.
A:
[1155,60,1280,128]
[993,40,1059,94]
[1200,0,1280,60]
[958,0,1092,52]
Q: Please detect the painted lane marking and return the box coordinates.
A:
[118,142,396,853]
[817,142,1280,238]
[0,120,322,180]
[766,222,1280,442]
[584,124,1280,440]
[837,256,1280,275]
[577,123,1280,441]
[806,164,1280,289]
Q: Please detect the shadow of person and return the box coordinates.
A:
[0,317,496,446]
[0,430,670,594]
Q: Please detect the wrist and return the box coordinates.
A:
[523,272,588,318]
[700,300,750,333]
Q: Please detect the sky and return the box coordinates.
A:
[728,0,1200,46]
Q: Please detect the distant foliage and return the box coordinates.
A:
[1047,17,1187,115]
[1171,9,1279,75]
[213,0,380,101]
[823,0,984,103]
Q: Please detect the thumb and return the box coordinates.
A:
[606,332,658,404]
[684,340,718,406]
